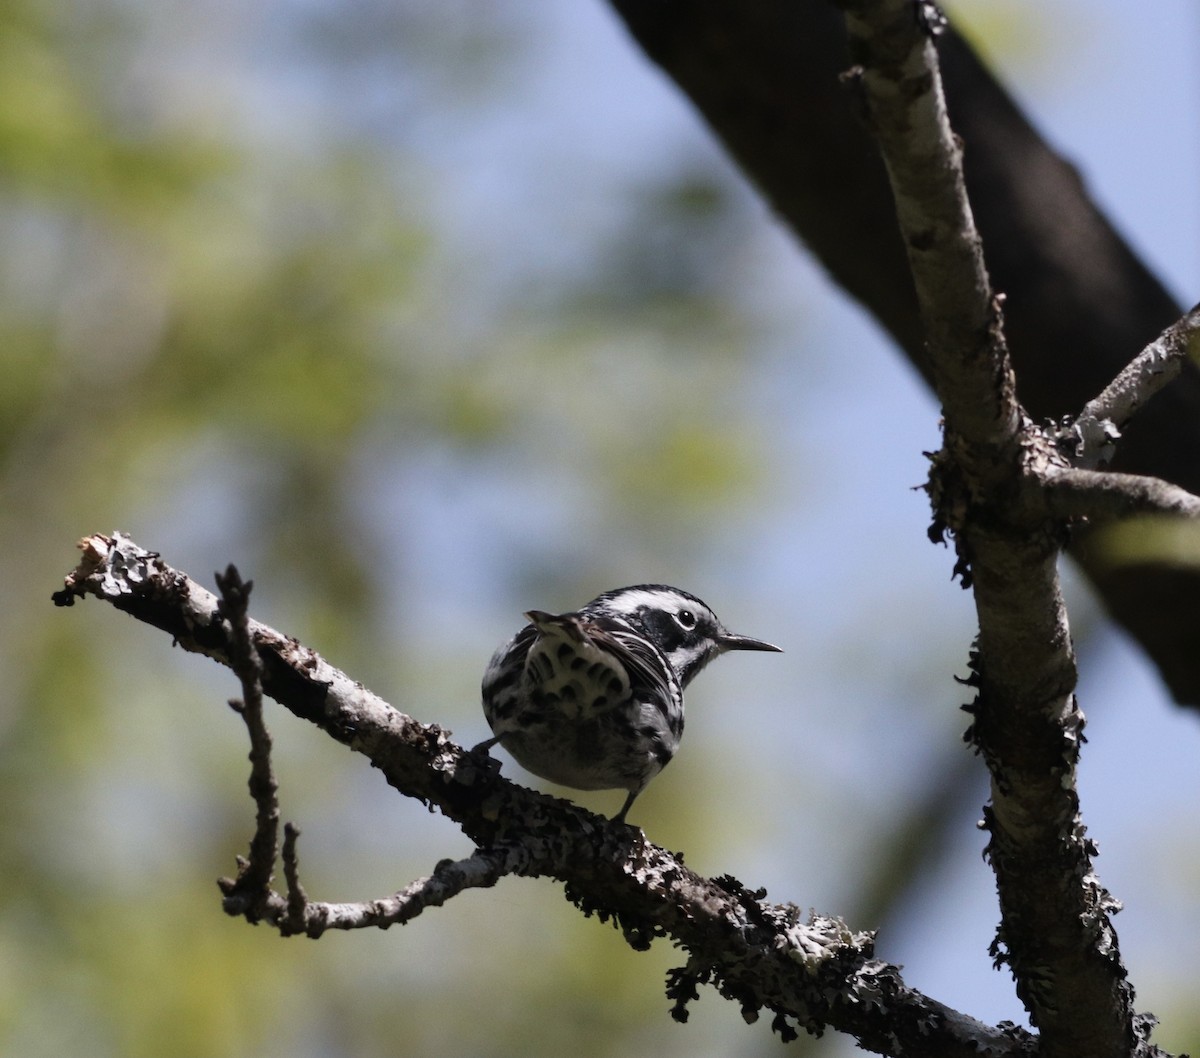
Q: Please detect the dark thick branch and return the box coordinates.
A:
[603,0,1200,703]
[54,532,1036,1058]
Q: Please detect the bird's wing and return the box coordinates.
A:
[521,610,680,716]
[583,617,681,717]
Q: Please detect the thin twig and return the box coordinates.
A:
[282,823,308,932]
[280,845,525,937]
[213,564,281,921]
[1068,305,1200,468]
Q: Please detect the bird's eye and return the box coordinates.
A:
[677,609,696,629]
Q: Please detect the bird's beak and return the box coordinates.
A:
[718,632,783,653]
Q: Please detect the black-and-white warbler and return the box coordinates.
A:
[478,584,781,823]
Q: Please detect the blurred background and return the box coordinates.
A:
[2,1,1198,1055]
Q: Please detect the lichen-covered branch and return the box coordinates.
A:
[54,531,1038,1058]
[1067,306,1200,468]
[837,3,1143,1056]
[280,843,526,937]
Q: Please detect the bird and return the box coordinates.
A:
[477,584,781,824]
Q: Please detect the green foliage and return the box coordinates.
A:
[0,2,785,1056]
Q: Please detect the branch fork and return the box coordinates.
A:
[56,530,1039,1057]
[839,3,1193,1056]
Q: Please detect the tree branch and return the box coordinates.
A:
[53,531,1040,1058]
[1067,306,1200,468]
[281,844,526,937]
[213,564,282,922]
[839,0,1020,483]
[1043,468,1200,522]
[838,4,1145,1056]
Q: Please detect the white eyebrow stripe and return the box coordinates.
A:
[600,588,690,617]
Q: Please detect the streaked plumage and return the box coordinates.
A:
[478,584,781,823]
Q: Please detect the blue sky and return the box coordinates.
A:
[46,2,1198,1053]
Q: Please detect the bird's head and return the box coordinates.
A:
[582,584,781,686]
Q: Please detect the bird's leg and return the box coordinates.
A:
[470,735,501,756]
[612,789,639,825]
